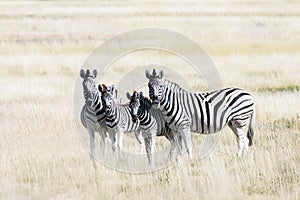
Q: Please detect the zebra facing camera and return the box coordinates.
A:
[73,28,223,173]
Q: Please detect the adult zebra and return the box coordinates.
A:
[101,85,143,160]
[80,69,107,167]
[126,91,183,163]
[146,69,255,158]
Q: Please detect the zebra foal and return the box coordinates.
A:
[127,91,183,163]
[101,85,143,160]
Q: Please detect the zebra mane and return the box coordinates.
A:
[129,90,138,104]
[82,76,97,86]
[101,84,122,103]
[139,93,152,111]
[164,79,186,93]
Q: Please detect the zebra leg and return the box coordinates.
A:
[169,143,175,160]
[88,127,96,168]
[135,130,145,154]
[144,135,155,165]
[176,133,184,164]
[228,121,249,157]
[109,132,117,152]
[166,131,182,161]
[117,131,124,159]
[175,132,183,159]
[149,131,156,165]
[167,135,176,161]
[99,128,107,159]
[179,128,193,159]
[144,137,150,163]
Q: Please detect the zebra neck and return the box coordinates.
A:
[159,87,170,110]
[87,93,104,112]
[164,79,185,93]
[106,101,118,119]
[138,109,151,125]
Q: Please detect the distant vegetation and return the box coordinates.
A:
[258,84,300,93]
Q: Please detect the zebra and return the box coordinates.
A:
[126,91,183,163]
[80,69,107,167]
[146,69,255,158]
[101,84,143,160]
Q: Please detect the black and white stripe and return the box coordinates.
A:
[80,69,107,166]
[127,91,183,163]
[146,69,255,157]
[102,85,141,156]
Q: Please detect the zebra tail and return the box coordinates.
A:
[247,109,255,146]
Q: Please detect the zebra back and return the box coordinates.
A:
[164,79,254,133]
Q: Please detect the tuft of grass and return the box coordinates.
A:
[273,115,300,131]
[247,70,281,78]
[258,84,300,93]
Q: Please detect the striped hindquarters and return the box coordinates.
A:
[188,87,255,133]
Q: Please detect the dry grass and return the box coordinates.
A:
[1,0,300,199]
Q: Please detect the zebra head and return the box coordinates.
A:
[127,91,140,123]
[80,69,101,108]
[102,85,116,113]
[145,69,164,109]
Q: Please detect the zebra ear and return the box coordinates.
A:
[139,92,143,98]
[98,84,102,93]
[111,85,115,94]
[126,92,131,100]
[92,69,97,78]
[145,70,151,79]
[102,84,107,92]
[86,69,90,77]
[80,69,85,78]
[159,70,164,79]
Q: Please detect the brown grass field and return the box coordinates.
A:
[1,0,300,199]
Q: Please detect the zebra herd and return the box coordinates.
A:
[80,68,255,166]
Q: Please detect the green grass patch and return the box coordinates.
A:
[258,84,300,93]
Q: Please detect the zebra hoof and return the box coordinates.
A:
[244,138,249,150]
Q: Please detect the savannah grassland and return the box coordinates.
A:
[1,1,300,199]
